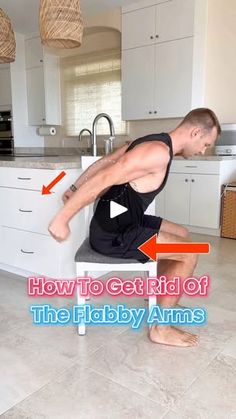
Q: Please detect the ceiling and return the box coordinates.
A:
[0,0,139,34]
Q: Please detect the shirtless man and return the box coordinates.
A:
[48,108,221,347]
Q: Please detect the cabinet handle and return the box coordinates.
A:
[149,111,153,114]
[42,118,46,121]
[17,177,32,180]
[185,179,188,182]
[19,209,33,213]
[191,179,195,182]
[185,165,198,168]
[154,111,157,114]
[21,249,35,255]
[150,36,154,39]
[156,35,159,38]
[40,59,43,63]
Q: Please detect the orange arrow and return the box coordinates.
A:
[42,171,66,195]
[138,234,210,261]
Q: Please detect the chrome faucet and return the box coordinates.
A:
[92,113,115,156]
[78,128,92,149]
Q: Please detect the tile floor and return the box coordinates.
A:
[0,233,235,418]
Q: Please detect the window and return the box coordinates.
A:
[61,49,127,136]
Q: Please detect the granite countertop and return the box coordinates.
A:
[0,148,235,169]
[0,155,83,169]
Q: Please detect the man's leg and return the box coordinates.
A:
[149,226,199,347]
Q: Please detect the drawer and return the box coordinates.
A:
[0,167,71,190]
[0,188,60,235]
[170,160,220,174]
[0,226,61,278]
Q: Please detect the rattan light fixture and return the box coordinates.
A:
[0,8,16,63]
[39,0,84,49]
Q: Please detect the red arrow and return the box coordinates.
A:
[42,171,66,195]
[138,234,210,261]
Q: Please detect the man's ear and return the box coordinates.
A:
[190,127,201,138]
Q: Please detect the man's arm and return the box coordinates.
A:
[58,142,169,223]
[48,142,169,241]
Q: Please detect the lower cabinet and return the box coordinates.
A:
[0,167,83,278]
[155,159,236,231]
[164,173,220,228]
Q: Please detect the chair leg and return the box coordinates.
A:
[76,280,86,336]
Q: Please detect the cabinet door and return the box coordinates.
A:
[25,37,44,68]
[155,37,193,118]
[44,54,61,125]
[156,0,195,42]
[164,173,190,224]
[122,6,156,50]
[0,68,11,106]
[189,174,221,228]
[122,46,155,120]
[27,67,46,125]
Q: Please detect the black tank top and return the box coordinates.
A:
[92,133,173,232]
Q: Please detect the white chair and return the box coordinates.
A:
[74,198,157,335]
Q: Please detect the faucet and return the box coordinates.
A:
[92,113,115,156]
[78,128,92,150]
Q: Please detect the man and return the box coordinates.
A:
[48,108,221,347]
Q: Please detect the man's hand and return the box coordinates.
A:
[48,215,70,242]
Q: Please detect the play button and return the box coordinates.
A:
[110,201,128,218]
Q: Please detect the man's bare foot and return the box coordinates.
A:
[149,325,198,347]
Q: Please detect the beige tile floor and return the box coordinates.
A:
[0,233,235,418]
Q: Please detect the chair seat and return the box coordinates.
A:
[74,238,148,264]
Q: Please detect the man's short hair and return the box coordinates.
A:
[179,108,221,135]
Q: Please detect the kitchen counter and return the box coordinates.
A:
[0,155,84,169]
[0,153,235,169]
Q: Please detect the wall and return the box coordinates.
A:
[205,0,236,123]
[10,33,44,147]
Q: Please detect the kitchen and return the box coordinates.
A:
[0,0,236,418]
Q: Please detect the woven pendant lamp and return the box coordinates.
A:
[39,0,84,49]
[0,8,16,63]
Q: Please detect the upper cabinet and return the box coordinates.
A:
[122,0,236,123]
[0,65,12,107]
[122,0,195,120]
[122,0,195,49]
[25,36,61,126]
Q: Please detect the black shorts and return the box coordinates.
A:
[89,215,163,264]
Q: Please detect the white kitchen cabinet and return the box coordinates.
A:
[25,36,61,126]
[122,5,157,49]
[157,159,236,233]
[164,173,191,225]
[122,0,195,120]
[26,67,46,125]
[122,0,236,123]
[155,38,193,117]
[25,37,44,68]
[122,37,193,120]
[0,66,12,106]
[0,167,83,278]
[122,46,155,120]
[122,0,194,50]
[164,173,220,228]
[189,174,220,228]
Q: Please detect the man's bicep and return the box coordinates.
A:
[103,144,168,186]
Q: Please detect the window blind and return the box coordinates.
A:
[61,49,127,136]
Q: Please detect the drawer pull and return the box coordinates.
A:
[17,177,32,180]
[19,209,33,213]
[185,179,188,182]
[185,166,198,168]
[21,249,35,255]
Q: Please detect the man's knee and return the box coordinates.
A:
[178,226,190,239]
